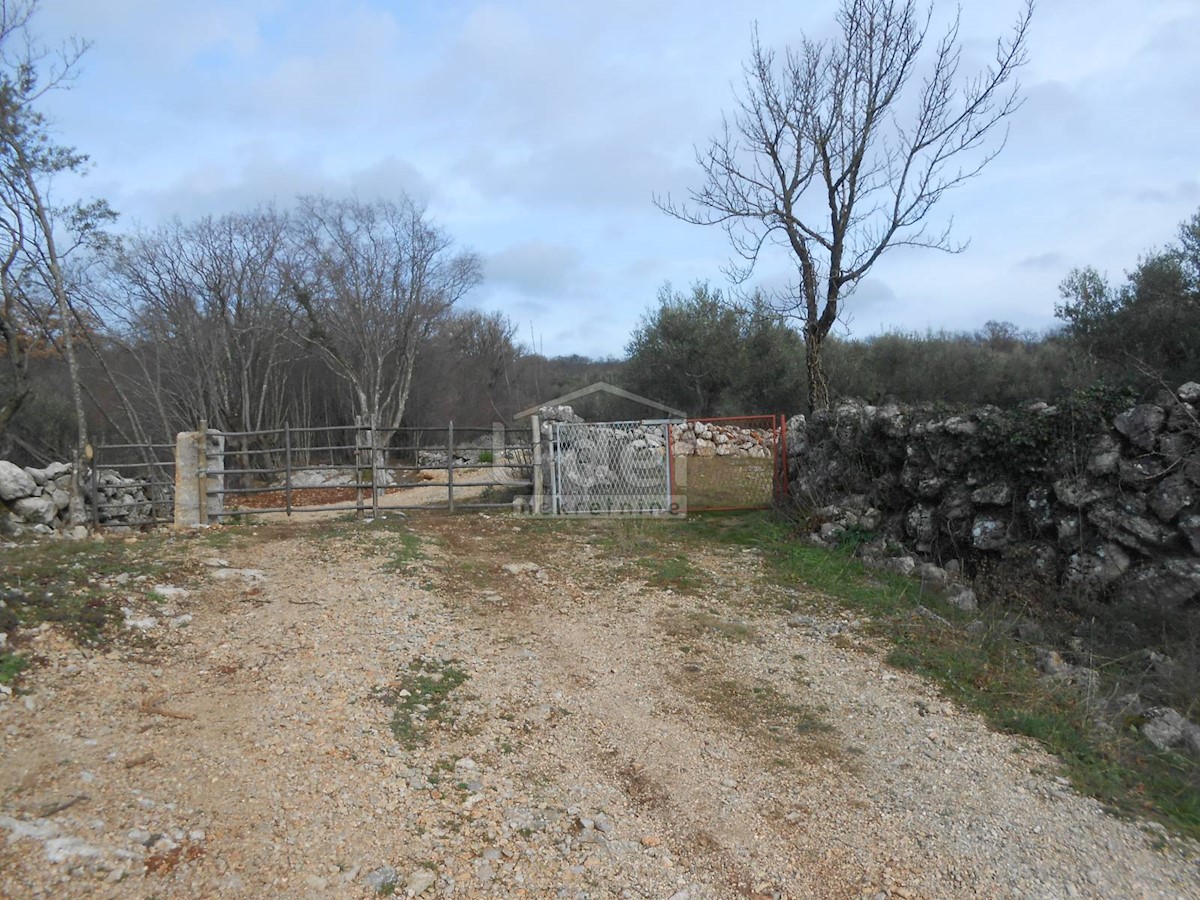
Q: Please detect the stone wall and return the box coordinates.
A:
[0,460,166,537]
[786,382,1200,609]
[669,422,775,459]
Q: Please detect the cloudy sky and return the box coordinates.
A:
[34,0,1200,358]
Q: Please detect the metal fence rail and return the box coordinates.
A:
[91,440,176,528]
[202,421,535,520]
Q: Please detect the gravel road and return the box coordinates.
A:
[1,515,1198,898]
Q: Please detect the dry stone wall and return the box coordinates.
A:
[786,381,1200,609]
[669,422,775,459]
[0,461,164,537]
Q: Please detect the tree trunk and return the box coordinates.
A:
[804,326,830,413]
[22,168,88,525]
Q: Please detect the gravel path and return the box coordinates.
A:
[1,515,1198,898]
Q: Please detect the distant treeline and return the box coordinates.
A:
[4,202,1198,465]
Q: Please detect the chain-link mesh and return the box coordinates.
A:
[553,421,672,515]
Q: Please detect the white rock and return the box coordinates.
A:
[406,868,436,895]
[44,835,106,863]
[945,586,978,612]
[12,496,56,525]
[502,562,541,576]
[122,608,157,630]
[0,461,37,501]
[211,568,266,581]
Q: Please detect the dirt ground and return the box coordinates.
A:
[2,514,1199,898]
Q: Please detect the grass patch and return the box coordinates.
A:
[635,554,699,591]
[0,651,27,685]
[374,657,469,749]
[661,609,757,643]
[309,516,424,572]
[689,511,1200,841]
[678,670,836,759]
[0,534,188,645]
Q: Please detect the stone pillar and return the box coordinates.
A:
[174,430,224,527]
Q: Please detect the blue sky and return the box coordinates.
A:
[36,0,1200,358]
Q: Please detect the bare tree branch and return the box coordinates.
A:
[656,0,1032,410]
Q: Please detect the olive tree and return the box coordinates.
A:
[658,0,1032,410]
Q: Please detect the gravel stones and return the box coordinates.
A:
[1,517,1198,898]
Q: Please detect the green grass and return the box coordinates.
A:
[661,609,757,643]
[373,657,469,749]
[675,511,1200,841]
[0,651,27,685]
[635,554,699,591]
[0,534,189,645]
[310,515,424,572]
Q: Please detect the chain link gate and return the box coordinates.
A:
[551,420,674,515]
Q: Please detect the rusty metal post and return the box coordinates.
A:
[447,421,455,513]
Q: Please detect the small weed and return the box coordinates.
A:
[477,450,494,464]
[380,530,423,572]
[661,610,757,643]
[373,658,469,749]
[0,651,27,685]
[633,555,699,592]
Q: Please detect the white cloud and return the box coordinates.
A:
[486,241,583,296]
[27,0,1200,358]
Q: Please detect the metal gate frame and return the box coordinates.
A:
[550,419,675,516]
[674,414,789,512]
[203,422,534,518]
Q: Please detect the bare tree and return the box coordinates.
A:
[658,0,1032,411]
[0,0,113,520]
[286,195,481,447]
[104,209,295,432]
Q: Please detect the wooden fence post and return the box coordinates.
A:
[354,415,364,518]
[371,421,380,519]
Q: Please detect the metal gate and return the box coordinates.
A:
[551,420,674,515]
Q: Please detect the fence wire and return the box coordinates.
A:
[552,421,672,515]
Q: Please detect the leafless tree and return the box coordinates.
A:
[0,0,112,520]
[657,0,1033,411]
[285,195,481,449]
[102,209,298,476]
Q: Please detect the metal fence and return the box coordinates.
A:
[91,439,176,528]
[550,420,674,515]
[204,421,535,519]
[671,414,789,512]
